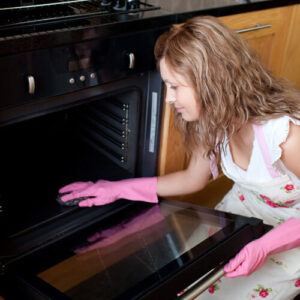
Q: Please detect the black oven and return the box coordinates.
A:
[0,1,269,299]
[0,24,168,294]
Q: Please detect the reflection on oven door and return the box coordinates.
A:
[1,199,266,300]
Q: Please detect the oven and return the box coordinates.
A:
[0,22,166,268]
[0,1,269,299]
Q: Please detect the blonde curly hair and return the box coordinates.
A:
[154,16,300,161]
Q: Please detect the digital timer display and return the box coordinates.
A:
[68,57,92,72]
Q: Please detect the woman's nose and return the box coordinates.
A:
[165,89,176,104]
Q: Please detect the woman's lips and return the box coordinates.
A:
[175,106,184,112]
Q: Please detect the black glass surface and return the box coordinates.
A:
[4,199,265,300]
[37,202,224,299]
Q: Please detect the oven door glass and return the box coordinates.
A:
[3,199,266,300]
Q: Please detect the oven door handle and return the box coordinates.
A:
[128,52,135,69]
[179,262,226,300]
[27,75,35,95]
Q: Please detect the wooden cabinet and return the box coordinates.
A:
[281,4,300,90]
[158,5,300,207]
[220,6,293,77]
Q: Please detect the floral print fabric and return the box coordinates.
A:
[200,178,300,299]
[195,246,300,300]
[199,163,300,298]
[195,118,300,299]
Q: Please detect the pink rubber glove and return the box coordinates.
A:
[59,177,158,207]
[224,217,300,278]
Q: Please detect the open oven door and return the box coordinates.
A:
[0,198,269,300]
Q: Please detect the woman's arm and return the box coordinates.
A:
[157,147,212,197]
[59,147,212,206]
[225,217,300,278]
[280,122,300,179]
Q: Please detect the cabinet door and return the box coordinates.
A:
[158,6,293,206]
[281,4,300,91]
[220,6,293,76]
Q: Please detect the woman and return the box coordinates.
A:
[59,16,300,299]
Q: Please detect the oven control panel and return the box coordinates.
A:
[0,27,165,110]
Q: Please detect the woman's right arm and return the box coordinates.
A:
[157,147,212,197]
[59,147,212,206]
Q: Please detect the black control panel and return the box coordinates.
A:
[0,27,164,110]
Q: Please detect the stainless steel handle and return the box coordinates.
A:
[179,265,225,300]
[128,52,135,69]
[236,24,271,34]
[27,75,35,95]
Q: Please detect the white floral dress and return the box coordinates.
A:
[197,116,300,300]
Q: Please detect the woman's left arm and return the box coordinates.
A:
[224,217,300,278]
[281,122,300,179]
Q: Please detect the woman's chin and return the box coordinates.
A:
[181,113,199,122]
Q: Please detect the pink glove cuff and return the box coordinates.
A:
[262,217,300,255]
[117,177,158,204]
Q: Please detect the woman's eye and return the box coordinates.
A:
[170,86,177,90]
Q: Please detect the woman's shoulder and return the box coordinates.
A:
[280,121,300,179]
[262,115,300,132]
[260,116,300,178]
[261,116,300,144]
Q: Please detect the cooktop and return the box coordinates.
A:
[0,0,160,34]
[0,0,294,56]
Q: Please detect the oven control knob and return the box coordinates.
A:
[27,75,35,95]
[128,0,139,10]
[79,75,86,82]
[114,0,123,10]
[128,52,135,69]
[101,0,111,6]
[69,78,75,84]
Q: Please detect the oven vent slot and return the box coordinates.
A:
[79,109,129,163]
[80,128,126,163]
[85,111,126,138]
[72,93,139,174]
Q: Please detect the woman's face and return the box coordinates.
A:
[160,58,200,122]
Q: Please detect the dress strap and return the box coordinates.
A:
[210,138,220,179]
[252,124,281,178]
[210,154,219,179]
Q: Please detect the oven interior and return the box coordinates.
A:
[0,88,141,247]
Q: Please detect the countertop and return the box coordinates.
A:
[1,0,300,55]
